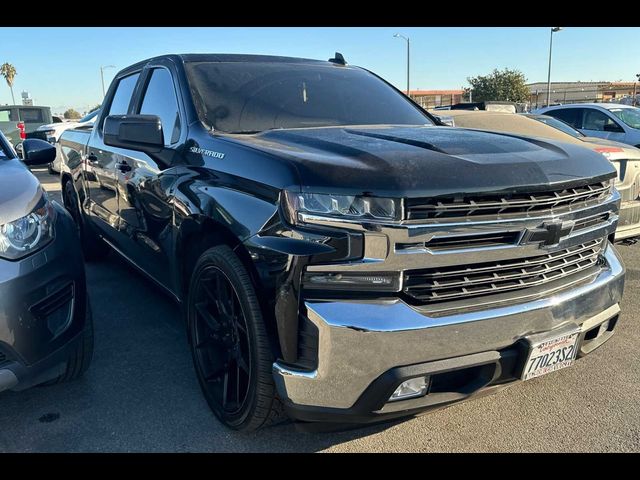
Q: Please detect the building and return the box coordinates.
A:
[527,81,638,108]
[21,91,33,106]
[408,90,465,109]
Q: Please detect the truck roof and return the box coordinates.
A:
[119,53,332,75]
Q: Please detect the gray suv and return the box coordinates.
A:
[0,131,93,393]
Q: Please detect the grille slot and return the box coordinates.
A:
[573,213,610,231]
[397,231,521,252]
[406,182,609,220]
[404,239,604,304]
[30,283,74,319]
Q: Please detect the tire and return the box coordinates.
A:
[187,245,286,431]
[63,180,110,261]
[43,297,94,385]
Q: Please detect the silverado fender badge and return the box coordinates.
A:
[189,146,226,159]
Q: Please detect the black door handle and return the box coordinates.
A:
[116,161,132,173]
[87,153,98,163]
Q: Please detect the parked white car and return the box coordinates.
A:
[536,103,640,147]
[38,109,100,173]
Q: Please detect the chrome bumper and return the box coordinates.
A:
[273,245,625,410]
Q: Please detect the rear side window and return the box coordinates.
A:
[0,108,17,122]
[19,108,45,123]
[107,73,141,116]
[139,68,181,144]
[547,108,583,129]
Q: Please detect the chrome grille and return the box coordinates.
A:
[404,238,604,304]
[406,182,609,220]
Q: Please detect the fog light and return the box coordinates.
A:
[303,272,399,291]
[389,377,429,402]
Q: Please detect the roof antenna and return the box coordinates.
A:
[328,52,347,65]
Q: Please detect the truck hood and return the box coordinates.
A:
[226,125,616,197]
[0,159,44,225]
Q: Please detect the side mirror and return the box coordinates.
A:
[104,114,164,153]
[21,138,56,166]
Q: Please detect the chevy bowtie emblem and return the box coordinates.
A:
[523,219,575,246]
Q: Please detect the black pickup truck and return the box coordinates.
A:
[59,53,625,431]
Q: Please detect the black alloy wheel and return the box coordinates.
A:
[192,266,252,417]
[187,245,285,431]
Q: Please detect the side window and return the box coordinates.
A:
[583,109,622,132]
[0,108,18,122]
[107,73,141,116]
[547,108,582,129]
[139,68,181,145]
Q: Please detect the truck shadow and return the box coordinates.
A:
[0,250,411,452]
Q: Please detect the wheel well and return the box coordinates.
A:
[179,219,264,304]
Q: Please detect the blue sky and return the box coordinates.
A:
[1,27,638,114]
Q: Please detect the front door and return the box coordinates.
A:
[114,67,183,289]
[580,108,626,142]
[85,72,141,238]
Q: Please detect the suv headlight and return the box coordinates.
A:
[283,191,402,224]
[0,194,56,260]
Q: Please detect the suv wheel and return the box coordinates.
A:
[187,245,286,431]
[63,180,110,261]
[42,297,94,385]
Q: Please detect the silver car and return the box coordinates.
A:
[537,103,640,148]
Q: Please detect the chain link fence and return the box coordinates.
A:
[529,87,640,110]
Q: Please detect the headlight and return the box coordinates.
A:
[283,191,402,224]
[0,194,56,260]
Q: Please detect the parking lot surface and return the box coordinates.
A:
[0,168,639,452]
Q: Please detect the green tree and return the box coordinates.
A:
[0,63,17,105]
[64,108,82,119]
[467,68,530,103]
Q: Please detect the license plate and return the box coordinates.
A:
[521,329,580,381]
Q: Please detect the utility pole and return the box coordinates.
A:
[393,33,410,96]
[635,74,639,107]
[546,27,563,107]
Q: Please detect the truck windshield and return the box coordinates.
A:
[185,61,433,133]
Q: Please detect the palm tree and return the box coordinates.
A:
[1,63,17,105]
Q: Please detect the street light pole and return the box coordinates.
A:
[393,33,410,96]
[100,65,116,98]
[546,27,562,107]
[634,74,639,107]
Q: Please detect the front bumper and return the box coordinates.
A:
[273,244,625,423]
[0,202,88,392]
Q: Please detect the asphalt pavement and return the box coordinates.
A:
[0,168,638,452]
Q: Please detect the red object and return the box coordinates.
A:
[594,147,624,153]
[17,122,26,140]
